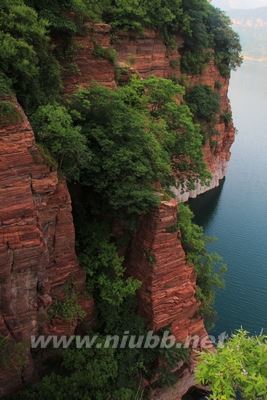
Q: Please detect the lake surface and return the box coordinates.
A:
[190,61,267,337]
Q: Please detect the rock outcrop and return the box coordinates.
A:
[173,61,236,201]
[63,25,182,93]
[127,200,207,342]
[64,25,235,201]
[0,98,93,397]
[127,200,210,399]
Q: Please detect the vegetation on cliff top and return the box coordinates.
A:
[32,77,210,220]
[0,0,242,113]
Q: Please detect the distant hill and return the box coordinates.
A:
[228,7,267,60]
[213,0,267,10]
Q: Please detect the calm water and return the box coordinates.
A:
[190,61,267,336]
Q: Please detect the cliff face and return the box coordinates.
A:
[127,199,207,343]
[0,98,93,397]
[127,200,209,399]
[64,24,235,201]
[174,61,236,201]
[63,24,182,93]
[0,23,234,398]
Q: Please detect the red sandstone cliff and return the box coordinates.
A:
[0,98,94,397]
[127,200,207,342]
[0,23,234,399]
[63,24,235,201]
[127,200,210,399]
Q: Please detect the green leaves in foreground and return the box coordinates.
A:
[196,330,267,400]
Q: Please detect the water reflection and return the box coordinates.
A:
[189,180,225,227]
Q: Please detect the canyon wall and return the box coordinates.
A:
[0,23,234,398]
[0,97,94,397]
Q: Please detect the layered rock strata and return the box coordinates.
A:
[127,199,210,399]
[64,24,235,201]
[127,199,207,342]
[0,98,93,397]
[173,61,236,201]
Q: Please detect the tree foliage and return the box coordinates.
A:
[31,103,90,181]
[196,330,267,400]
[39,77,206,219]
[0,0,61,111]
[185,85,221,123]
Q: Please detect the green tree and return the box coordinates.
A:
[185,85,221,123]
[0,0,61,111]
[196,330,267,400]
[208,7,243,77]
[25,0,95,35]
[31,103,91,181]
[80,234,141,306]
[69,82,171,218]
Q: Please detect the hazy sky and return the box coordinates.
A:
[213,0,267,9]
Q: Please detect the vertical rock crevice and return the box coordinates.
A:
[0,98,92,397]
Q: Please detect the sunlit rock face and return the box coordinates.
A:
[0,98,94,397]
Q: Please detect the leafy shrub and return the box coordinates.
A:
[48,283,85,322]
[221,110,232,126]
[180,1,242,76]
[81,238,141,306]
[92,44,117,64]
[196,330,267,400]
[66,77,209,218]
[35,143,58,170]
[178,204,226,328]
[0,0,62,112]
[169,59,180,69]
[31,103,91,181]
[144,248,156,266]
[0,336,28,371]
[181,50,212,75]
[0,73,12,96]
[209,7,243,77]
[25,0,93,34]
[0,101,22,127]
[185,85,220,122]
[214,80,222,91]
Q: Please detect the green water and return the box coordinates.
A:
[190,61,267,336]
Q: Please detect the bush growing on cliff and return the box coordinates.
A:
[80,232,141,306]
[196,330,267,400]
[180,50,212,75]
[31,103,90,181]
[185,85,220,123]
[178,204,226,328]
[48,282,86,322]
[208,7,243,77]
[0,0,61,111]
[0,101,23,127]
[25,0,94,34]
[64,77,209,219]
